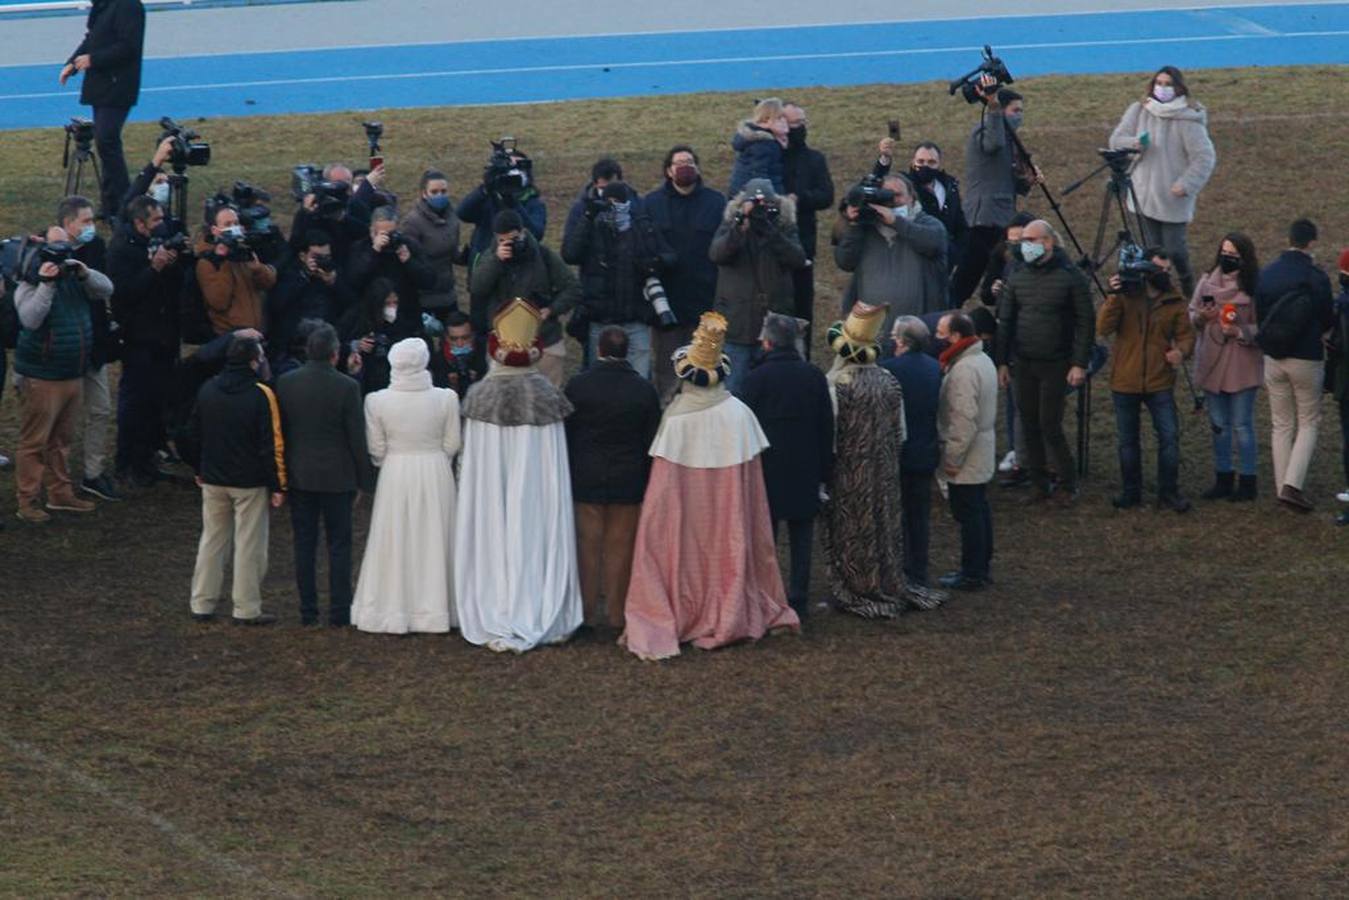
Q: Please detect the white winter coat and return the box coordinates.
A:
[1109,97,1216,224]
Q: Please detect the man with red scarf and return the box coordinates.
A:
[936,311,998,591]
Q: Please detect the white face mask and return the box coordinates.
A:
[1153,84,1176,103]
[382,305,398,323]
[149,182,170,204]
[892,205,911,220]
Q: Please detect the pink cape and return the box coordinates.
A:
[621,456,800,660]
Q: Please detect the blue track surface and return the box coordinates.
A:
[1,3,1346,129]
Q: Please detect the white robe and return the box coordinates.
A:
[351,382,461,633]
[454,418,582,652]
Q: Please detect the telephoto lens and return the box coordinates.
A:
[644,276,677,327]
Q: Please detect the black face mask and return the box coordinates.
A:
[787,126,807,149]
[1218,254,1242,274]
[1008,242,1024,263]
[910,165,939,185]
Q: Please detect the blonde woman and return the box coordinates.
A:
[728,97,788,195]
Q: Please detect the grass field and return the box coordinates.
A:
[2,67,1349,896]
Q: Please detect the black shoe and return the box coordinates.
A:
[1201,472,1234,500]
[1157,492,1192,514]
[232,613,278,626]
[81,474,123,502]
[1112,493,1142,509]
[938,571,988,592]
[191,612,216,623]
[1229,474,1257,502]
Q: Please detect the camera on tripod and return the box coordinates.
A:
[158,117,211,171]
[949,45,1015,104]
[844,174,897,225]
[64,117,94,151]
[1098,147,1141,174]
[483,137,532,198]
[1116,241,1161,290]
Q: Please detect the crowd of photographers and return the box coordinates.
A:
[2,61,1348,621]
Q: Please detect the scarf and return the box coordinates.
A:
[939,336,981,373]
[1144,96,1192,116]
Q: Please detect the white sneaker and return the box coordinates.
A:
[998,451,1017,473]
[0,452,10,469]
[1336,488,1349,503]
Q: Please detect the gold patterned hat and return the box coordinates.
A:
[673,311,732,386]
[489,297,543,367]
[828,301,888,364]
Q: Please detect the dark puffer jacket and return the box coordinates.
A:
[468,232,580,346]
[728,122,785,196]
[561,194,674,325]
[995,247,1094,367]
[709,189,807,345]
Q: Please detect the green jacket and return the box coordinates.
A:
[468,233,580,347]
[995,247,1094,368]
[14,271,109,381]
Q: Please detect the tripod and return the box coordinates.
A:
[164,168,192,231]
[62,124,102,199]
[1062,149,1153,280]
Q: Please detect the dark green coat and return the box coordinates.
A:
[467,233,579,346]
[995,247,1094,368]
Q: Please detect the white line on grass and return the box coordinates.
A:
[0,730,302,898]
[2,29,1347,102]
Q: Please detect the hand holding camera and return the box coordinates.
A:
[150,247,178,271]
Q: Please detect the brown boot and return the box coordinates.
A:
[47,493,96,513]
[16,503,51,524]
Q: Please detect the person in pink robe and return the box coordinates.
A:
[621,312,800,661]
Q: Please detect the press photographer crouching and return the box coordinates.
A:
[834,172,947,349]
[108,194,187,487]
[195,202,277,336]
[709,179,807,393]
[1097,246,1195,512]
[12,226,114,523]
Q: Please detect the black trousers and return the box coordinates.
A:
[290,489,356,625]
[948,224,1003,307]
[900,469,933,586]
[774,517,814,616]
[947,482,993,580]
[1015,356,1076,492]
[792,262,815,360]
[93,106,131,220]
[116,342,175,477]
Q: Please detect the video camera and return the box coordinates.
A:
[483,137,533,199]
[64,117,94,151]
[1116,241,1161,290]
[845,174,897,224]
[230,181,273,240]
[158,117,211,171]
[1,237,80,285]
[949,45,1015,105]
[1097,146,1141,175]
[291,165,352,217]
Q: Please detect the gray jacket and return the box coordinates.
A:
[834,207,947,338]
[960,109,1029,229]
[399,198,461,312]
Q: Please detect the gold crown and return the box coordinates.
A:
[686,311,728,370]
[842,302,886,347]
[492,298,542,352]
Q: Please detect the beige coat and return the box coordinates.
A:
[938,342,998,484]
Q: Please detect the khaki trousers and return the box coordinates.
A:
[537,342,567,387]
[1264,356,1323,491]
[575,502,641,627]
[81,364,112,479]
[15,376,83,507]
[190,484,271,620]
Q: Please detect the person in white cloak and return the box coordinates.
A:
[454,299,582,652]
[351,337,461,633]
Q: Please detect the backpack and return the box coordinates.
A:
[1257,287,1317,360]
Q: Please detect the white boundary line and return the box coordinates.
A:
[3,28,1348,102]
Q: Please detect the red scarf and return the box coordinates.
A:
[939,336,981,372]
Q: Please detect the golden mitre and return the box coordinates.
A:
[686,311,729,370]
[842,302,886,346]
[492,298,542,352]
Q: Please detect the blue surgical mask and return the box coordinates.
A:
[149,183,170,204]
[426,194,450,212]
[1005,112,1024,131]
[450,343,474,358]
[892,206,911,220]
[76,224,96,245]
[222,225,245,240]
[1020,240,1046,263]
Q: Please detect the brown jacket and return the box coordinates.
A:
[1096,287,1195,394]
[194,235,277,335]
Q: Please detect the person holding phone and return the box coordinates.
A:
[1189,233,1262,501]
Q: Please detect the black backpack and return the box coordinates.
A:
[1257,287,1317,360]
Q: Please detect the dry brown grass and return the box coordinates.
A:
[2,67,1349,896]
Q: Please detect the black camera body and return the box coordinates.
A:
[1117,241,1161,290]
[310,252,336,273]
[379,230,407,254]
[64,117,95,148]
[148,230,191,255]
[950,45,1015,105]
[158,117,211,171]
[362,121,384,154]
[508,234,529,258]
[845,175,897,224]
[484,137,532,199]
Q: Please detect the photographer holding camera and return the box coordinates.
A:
[875,138,966,275]
[195,203,278,335]
[709,178,807,394]
[122,135,177,220]
[951,78,1041,307]
[562,162,675,380]
[12,225,115,523]
[268,230,357,370]
[108,194,186,487]
[1097,248,1195,512]
[458,140,547,269]
[834,172,947,346]
[59,0,145,223]
[469,210,579,386]
[346,207,436,320]
[288,165,370,272]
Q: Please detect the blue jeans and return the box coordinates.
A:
[1112,390,1180,498]
[1205,387,1258,477]
[724,342,756,395]
[588,322,652,380]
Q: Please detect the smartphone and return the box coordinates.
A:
[369,155,384,170]
[887,119,901,141]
